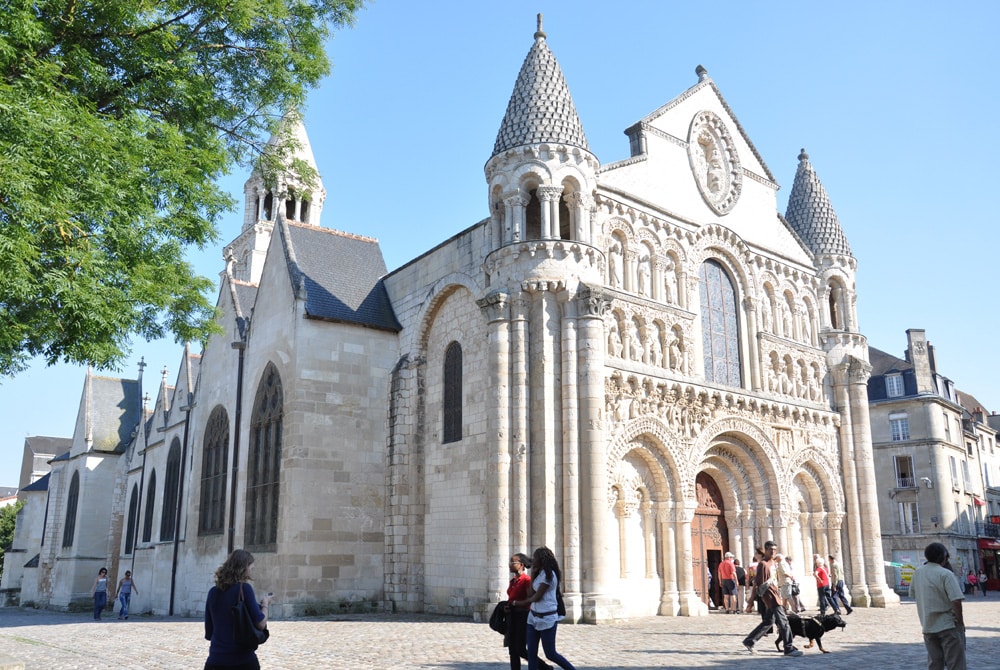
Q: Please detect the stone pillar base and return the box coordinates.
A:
[677,592,710,617]
[581,593,627,623]
[863,584,901,608]
[658,592,681,616]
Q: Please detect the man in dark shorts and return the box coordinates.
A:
[718,552,738,613]
[743,540,802,657]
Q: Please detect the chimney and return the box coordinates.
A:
[906,329,934,394]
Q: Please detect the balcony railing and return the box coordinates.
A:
[895,477,916,488]
[974,522,1000,539]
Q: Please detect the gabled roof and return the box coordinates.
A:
[630,66,776,184]
[868,346,912,377]
[87,376,142,453]
[283,222,401,332]
[21,473,50,492]
[492,17,589,157]
[784,149,852,257]
[956,390,992,416]
[23,436,71,455]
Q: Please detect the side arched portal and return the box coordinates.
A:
[693,472,729,609]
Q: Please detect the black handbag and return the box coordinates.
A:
[232,583,270,651]
[488,600,508,634]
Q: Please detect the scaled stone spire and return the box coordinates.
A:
[492,14,590,156]
[784,149,852,256]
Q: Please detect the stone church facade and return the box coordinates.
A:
[2,19,897,621]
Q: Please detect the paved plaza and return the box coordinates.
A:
[1,596,998,669]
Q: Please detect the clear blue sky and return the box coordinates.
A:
[2,0,998,486]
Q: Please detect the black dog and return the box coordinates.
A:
[774,612,846,653]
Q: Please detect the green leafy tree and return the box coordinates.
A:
[0,0,364,376]
[0,500,25,580]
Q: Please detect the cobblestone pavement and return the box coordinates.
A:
[1,596,998,669]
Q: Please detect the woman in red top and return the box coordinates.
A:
[813,556,841,615]
[506,554,551,670]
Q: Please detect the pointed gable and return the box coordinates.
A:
[493,16,589,156]
[82,375,142,453]
[785,149,852,257]
[282,221,400,331]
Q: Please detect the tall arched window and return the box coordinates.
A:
[443,342,463,443]
[199,406,229,536]
[245,364,283,551]
[142,470,156,543]
[699,259,742,387]
[125,485,139,554]
[160,439,182,541]
[62,471,80,547]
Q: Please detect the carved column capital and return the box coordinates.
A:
[537,185,563,203]
[477,291,511,323]
[575,284,613,318]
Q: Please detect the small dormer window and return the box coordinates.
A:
[886,374,904,398]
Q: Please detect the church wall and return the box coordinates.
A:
[419,286,490,614]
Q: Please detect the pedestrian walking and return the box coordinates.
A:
[718,552,737,613]
[965,571,976,596]
[734,558,746,614]
[742,540,802,657]
[204,549,272,670]
[89,567,109,621]
[512,546,577,670]
[813,556,841,615]
[828,554,853,614]
[114,570,139,620]
[506,553,552,670]
[909,542,965,670]
[978,570,988,596]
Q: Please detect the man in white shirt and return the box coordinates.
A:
[908,542,966,670]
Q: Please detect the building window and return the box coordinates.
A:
[890,414,910,441]
[943,412,951,442]
[886,374,904,398]
[62,471,80,547]
[894,455,915,488]
[199,406,229,536]
[245,363,283,551]
[699,259,742,387]
[125,485,139,554]
[443,341,463,443]
[955,502,964,533]
[962,459,971,489]
[142,470,157,543]
[160,439,181,541]
[967,441,975,456]
[950,456,959,490]
[898,501,919,534]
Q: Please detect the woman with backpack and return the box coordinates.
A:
[510,546,577,670]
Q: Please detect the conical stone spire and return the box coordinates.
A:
[492,14,589,156]
[784,149,851,256]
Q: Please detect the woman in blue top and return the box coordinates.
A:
[204,549,272,670]
[510,546,577,670]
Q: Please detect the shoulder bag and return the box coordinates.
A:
[233,583,270,651]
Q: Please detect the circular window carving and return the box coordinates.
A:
[687,111,742,215]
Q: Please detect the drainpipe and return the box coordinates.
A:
[228,340,247,554]
[168,391,194,615]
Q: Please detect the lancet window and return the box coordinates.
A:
[199,405,229,536]
[246,363,283,551]
[443,341,463,443]
[699,259,742,387]
[62,471,80,548]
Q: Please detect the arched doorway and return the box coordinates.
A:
[693,471,729,609]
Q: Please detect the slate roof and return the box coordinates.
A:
[956,389,992,415]
[285,223,400,332]
[784,149,852,257]
[88,376,142,453]
[23,436,72,455]
[868,346,912,377]
[21,473,50,493]
[493,21,589,156]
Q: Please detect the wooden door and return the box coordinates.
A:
[693,472,729,608]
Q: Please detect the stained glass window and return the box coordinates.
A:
[199,406,229,536]
[160,439,181,541]
[699,260,742,387]
[246,364,283,551]
[443,342,463,443]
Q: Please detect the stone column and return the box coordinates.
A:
[538,186,562,240]
[743,297,762,391]
[624,251,637,294]
[651,260,664,302]
[846,357,899,607]
[657,503,680,615]
[559,291,581,600]
[642,499,656,579]
[614,495,628,579]
[506,194,526,243]
[676,502,706,616]
[574,285,622,621]
[510,292,530,549]
[528,283,561,548]
[832,362,868,604]
[477,292,511,600]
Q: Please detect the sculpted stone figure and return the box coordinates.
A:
[608,320,623,358]
[630,326,642,362]
[609,243,623,288]
[637,256,650,297]
[663,258,677,304]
